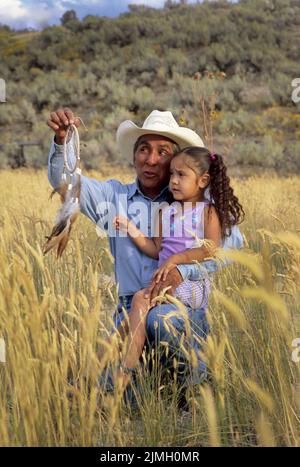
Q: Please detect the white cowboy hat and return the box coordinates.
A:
[116,110,204,161]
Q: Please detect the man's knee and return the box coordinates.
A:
[146,304,210,344]
[146,304,182,343]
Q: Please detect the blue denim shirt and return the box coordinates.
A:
[48,138,243,296]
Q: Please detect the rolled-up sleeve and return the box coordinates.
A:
[47,138,70,189]
[177,260,217,280]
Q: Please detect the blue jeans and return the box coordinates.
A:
[113,295,210,386]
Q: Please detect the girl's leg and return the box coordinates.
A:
[112,289,150,391]
[121,289,150,369]
[97,289,150,391]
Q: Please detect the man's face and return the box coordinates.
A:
[134,134,176,197]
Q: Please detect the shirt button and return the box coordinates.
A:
[144,265,148,270]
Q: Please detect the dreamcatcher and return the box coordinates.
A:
[43,122,84,258]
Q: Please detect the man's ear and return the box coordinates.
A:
[199,173,210,189]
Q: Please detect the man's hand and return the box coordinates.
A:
[46,107,81,144]
[152,258,178,284]
[145,267,183,302]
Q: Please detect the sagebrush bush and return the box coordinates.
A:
[233,135,284,169]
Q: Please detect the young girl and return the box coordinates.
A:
[113,146,244,383]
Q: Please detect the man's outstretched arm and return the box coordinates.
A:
[47,107,82,189]
[47,107,117,225]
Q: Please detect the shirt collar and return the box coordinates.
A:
[128,178,169,201]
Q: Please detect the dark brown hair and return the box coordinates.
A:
[175,146,244,237]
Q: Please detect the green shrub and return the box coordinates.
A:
[233,135,284,169]
[215,109,252,135]
[284,141,300,173]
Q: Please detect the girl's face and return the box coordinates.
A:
[169,154,209,202]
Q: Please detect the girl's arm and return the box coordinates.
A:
[114,213,163,259]
[153,205,221,282]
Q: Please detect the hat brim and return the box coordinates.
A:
[117,120,204,162]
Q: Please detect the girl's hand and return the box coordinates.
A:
[114,215,130,233]
[152,259,178,283]
[114,215,138,237]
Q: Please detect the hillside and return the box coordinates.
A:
[0,0,300,174]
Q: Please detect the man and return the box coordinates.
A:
[47,108,243,393]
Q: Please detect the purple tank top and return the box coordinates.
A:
[158,201,208,267]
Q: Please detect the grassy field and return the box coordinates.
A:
[0,168,299,447]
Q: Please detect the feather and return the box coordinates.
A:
[43,175,81,258]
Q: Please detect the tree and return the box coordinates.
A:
[60,10,78,27]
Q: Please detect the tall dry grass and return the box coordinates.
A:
[0,168,299,446]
